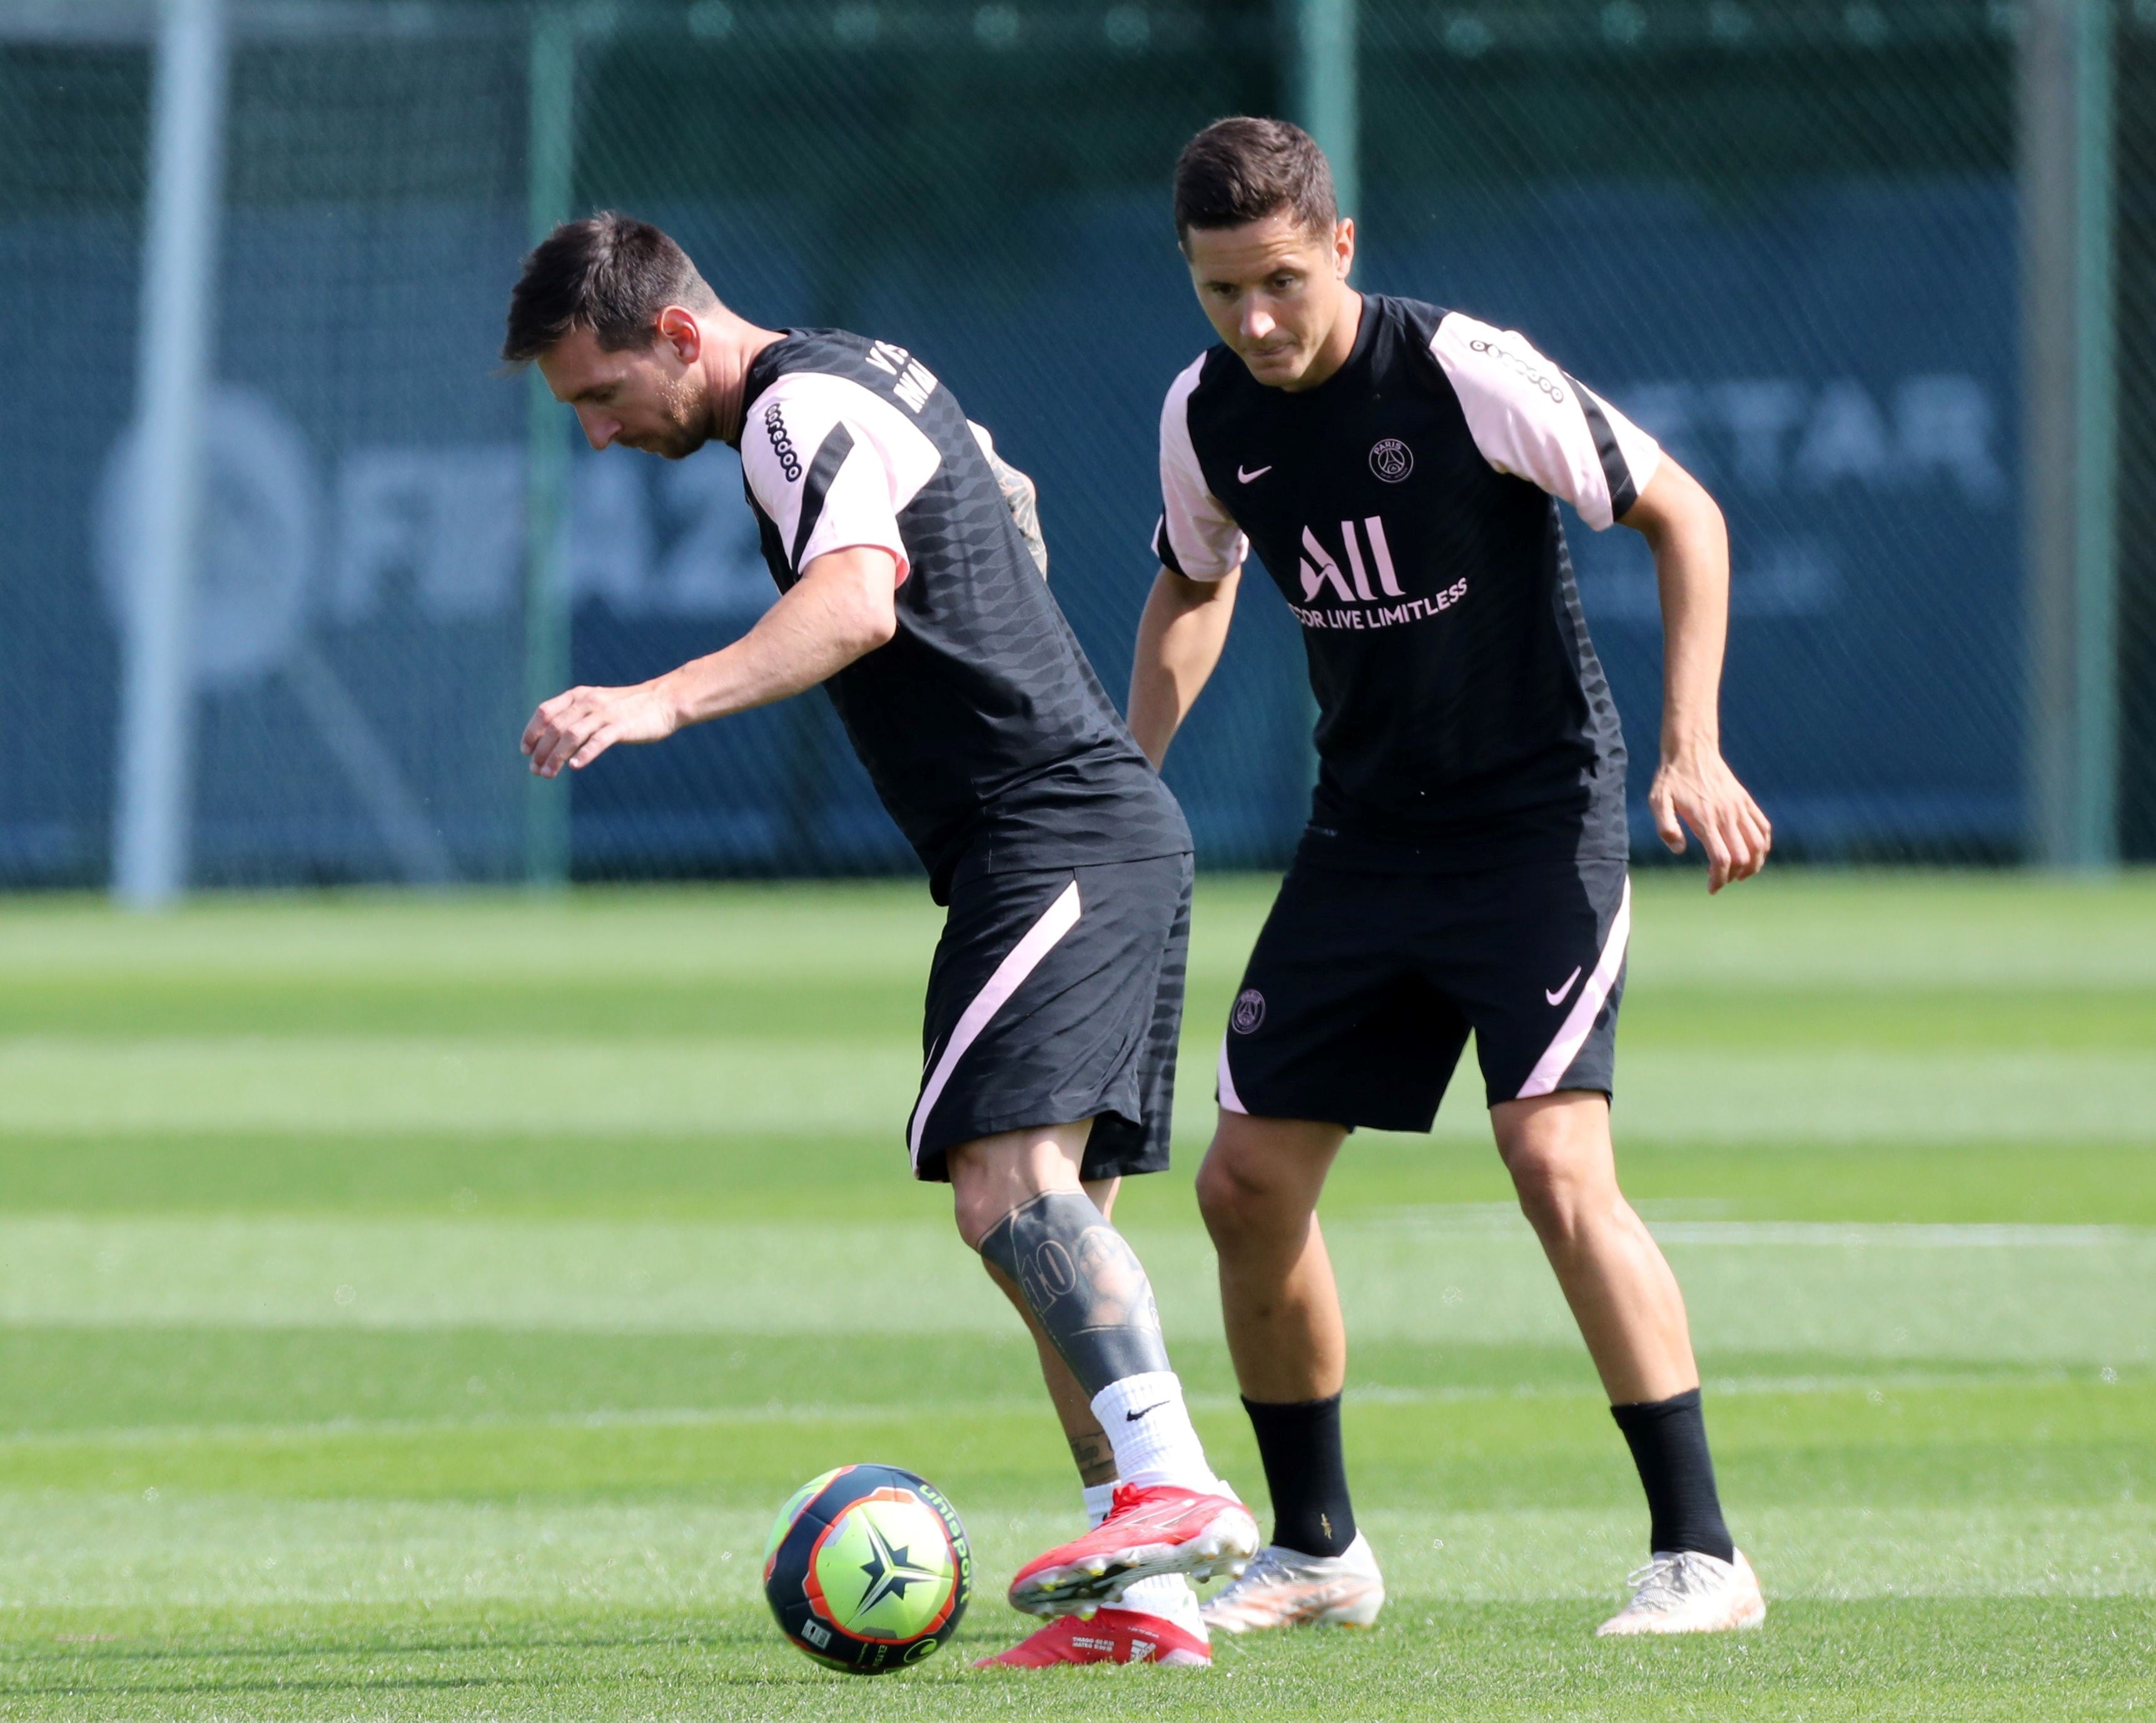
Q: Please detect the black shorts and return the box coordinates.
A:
[1216,848,1631,1132]
[907,851,1192,1182]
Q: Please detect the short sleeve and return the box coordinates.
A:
[740,372,939,580]
[1153,355,1248,581]
[1428,312,1662,531]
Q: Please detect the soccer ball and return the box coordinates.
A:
[762,1463,972,1674]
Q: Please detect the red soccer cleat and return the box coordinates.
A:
[974,1607,1212,1668]
[1007,1483,1259,1616]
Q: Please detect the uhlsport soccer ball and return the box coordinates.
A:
[762,1463,971,1674]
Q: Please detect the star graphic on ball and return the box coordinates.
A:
[855,1515,939,1615]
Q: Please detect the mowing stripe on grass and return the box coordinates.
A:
[0,1216,2145,1364]
[0,1494,2142,1609]
[0,1367,2095,1451]
[4,1041,2154,1144]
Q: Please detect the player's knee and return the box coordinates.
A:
[1504,1143,1594,1245]
[947,1169,1005,1253]
[1195,1146,1280,1246]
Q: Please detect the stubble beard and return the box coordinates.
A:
[653,371,718,459]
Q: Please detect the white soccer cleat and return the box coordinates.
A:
[1595,1549,1766,1637]
[1199,1533,1387,1635]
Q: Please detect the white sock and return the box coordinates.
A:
[1116,1570,1203,1628]
[1081,1482,1202,1630]
[1090,1371,1218,1493]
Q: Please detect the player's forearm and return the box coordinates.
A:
[1653,523,1731,761]
[658,553,898,728]
[1128,566,1238,769]
[1629,465,1731,761]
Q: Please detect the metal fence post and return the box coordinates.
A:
[2024,0,2118,869]
[1293,0,1359,221]
[113,0,229,907]
[522,4,577,887]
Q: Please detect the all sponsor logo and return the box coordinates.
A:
[1288,512,1470,632]
[1298,518,1403,604]
[1231,989,1266,1034]
[764,401,803,482]
[1369,438,1414,482]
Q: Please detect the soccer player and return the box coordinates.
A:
[1127,120,1773,1637]
[502,213,1254,1666]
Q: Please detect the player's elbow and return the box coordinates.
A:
[848,593,899,654]
[1682,482,1728,549]
[831,571,899,656]
[1624,459,1723,551]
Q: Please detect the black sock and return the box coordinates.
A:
[1242,1393,1357,1558]
[1609,1388,1735,1562]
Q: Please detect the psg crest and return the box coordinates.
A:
[1369,438,1414,482]
[1231,989,1267,1034]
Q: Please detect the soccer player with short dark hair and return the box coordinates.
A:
[1128,119,1773,1637]
[503,211,1255,1667]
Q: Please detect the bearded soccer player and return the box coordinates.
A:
[503,212,1255,1667]
[1128,121,1773,1638]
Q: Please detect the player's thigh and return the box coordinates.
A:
[1442,851,1632,1108]
[1220,862,1466,1133]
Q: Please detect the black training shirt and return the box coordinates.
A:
[1154,294,1657,863]
[739,329,1188,902]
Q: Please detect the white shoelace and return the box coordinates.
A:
[1620,1551,1718,1613]
[1211,1547,1308,1598]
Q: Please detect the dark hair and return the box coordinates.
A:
[500,211,718,364]
[1173,116,1339,241]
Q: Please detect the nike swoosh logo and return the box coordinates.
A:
[1546,967,1582,1007]
[1237,464,1273,483]
[1126,1402,1168,1422]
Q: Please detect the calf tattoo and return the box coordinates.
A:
[1068,1431,1117,1487]
[977,1191,1171,1397]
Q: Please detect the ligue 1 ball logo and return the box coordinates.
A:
[1231,989,1266,1034]
[1369,437,1414,482]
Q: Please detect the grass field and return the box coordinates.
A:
[0,870,2149,1720]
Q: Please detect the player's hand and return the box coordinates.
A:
[522,681,679,778]
[1647,745,1772,893]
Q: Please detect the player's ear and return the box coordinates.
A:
[1334,217,1355,280]
[656,305,702,365]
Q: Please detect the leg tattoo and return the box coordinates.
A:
[1067,1430,1117,1487]
[978,1191,1172,1398]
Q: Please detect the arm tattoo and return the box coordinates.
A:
[988,448,1050,579]
[977,1190,1170,1397]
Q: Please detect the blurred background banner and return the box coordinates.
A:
[1,0,2150,893]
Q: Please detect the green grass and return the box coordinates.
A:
[0,871,2150,1719]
